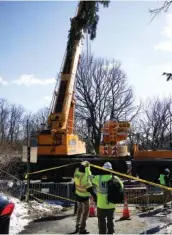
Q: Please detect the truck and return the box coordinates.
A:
[21,0,132,182]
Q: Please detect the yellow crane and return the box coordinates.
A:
[22,1,132,182]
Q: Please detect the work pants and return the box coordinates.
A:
[74,201,77,214]
[97,208,115,234]
[76,199,89,231]
[163,189,171,205]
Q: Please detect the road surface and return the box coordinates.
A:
[20,209,148,234]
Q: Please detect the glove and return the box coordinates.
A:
[81,161,90,167]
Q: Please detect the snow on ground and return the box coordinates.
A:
[165,213,172,234]
[10,197,30,234]
[8,196,63,234]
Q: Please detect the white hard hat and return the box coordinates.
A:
[164,168,170,174]
[103,162,112,170]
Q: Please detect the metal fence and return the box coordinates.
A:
[28,181,171,209]
[28,182,76,207]
[0,169,24,199]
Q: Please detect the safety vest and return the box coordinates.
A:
[92,175,123,209]
[74,170,92,197]
[159,174,166,185]
[85,165,91,176]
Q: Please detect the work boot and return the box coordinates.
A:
[79,229,90,234]
[71,227,80,234]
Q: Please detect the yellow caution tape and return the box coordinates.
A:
[25,160,172,192]
[25,162,78,177]
[90,163,172,191]
[30,189,76,203]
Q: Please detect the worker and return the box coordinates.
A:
[159,168,172,208]
[72,167,79,215]
[73,161,96,234]
[91,162,123,234]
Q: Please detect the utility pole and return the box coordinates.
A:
[170,115,172,150]
[26,119,31,202]
[170,115,172,141]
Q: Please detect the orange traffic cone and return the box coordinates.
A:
[89,196,96,217]
[120,196,131,220]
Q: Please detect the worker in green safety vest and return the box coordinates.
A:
[73,161,96,234]
[159,168,172,208]
[91,162,123,234]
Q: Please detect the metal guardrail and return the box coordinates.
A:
[28,182,75,207]
[26,181,170,209]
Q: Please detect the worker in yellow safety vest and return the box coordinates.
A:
[159,168,172,208]
[73,161,96,234]
[91,162,123,234]
[72,167,79,215]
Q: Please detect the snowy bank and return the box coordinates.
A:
[9,196,63,234]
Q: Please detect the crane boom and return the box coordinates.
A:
[21,1,136,183]
[36,1,110,157]
[48,2,84,132]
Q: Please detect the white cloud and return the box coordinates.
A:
[0,77,8,85]
[0,74,56,87]
[44,96,52,101]
[154,41,172,52]
[12,74,56,86]
[154,14,172,52]
[102,62,120,71]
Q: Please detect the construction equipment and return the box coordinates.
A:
[99,120,130,157]
[89,196,96,217]
[132,144,172,183]
[120,196,131,220]
[21,1,132,182]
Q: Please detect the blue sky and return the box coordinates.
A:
[0,1,172,113]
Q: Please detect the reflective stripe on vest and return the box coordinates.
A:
[75,174,87,193]
[74,171,91,197]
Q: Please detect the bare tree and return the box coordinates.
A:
[20,107,49,145]
[137,97,172,150]
[75,54,139,153]
[31,107,49,130]
[6,104,25,145]
[0,98,10,144]
[162,72,172,81]
[149,2,172,78]
[149,1,172,21]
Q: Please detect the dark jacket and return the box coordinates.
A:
[164,175,172,187]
